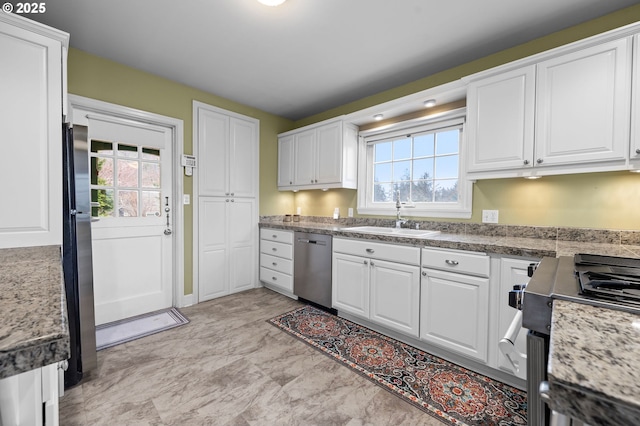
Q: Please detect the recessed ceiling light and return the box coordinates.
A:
[374,114,384,121]
[424,99,436,108]
[524,176,541,180]
[257,0,286,6]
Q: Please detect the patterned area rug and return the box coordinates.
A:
[268,305,527,425]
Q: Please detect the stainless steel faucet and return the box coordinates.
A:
[395,192,407,229]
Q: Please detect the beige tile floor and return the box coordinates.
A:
[60,288,444,425]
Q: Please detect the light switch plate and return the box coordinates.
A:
[348,208,353,218]
[482,209,499,223]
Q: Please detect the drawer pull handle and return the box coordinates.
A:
[272,248,277,252]
[272,234,277,238]
[445,259,459,266]
[272,277,277,281]
[272,262,277,266]
[366,248,375,253]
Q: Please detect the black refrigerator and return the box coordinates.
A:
[62,123,97,388]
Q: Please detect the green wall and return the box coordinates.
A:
[68,5,640,297]
[287,4,640,230]
[68,49,294,295]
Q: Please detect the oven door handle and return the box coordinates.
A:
[498,310,527,372]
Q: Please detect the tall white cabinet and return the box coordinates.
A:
[195,102,259,302]
[0,13,68,249]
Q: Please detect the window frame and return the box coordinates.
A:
[356,109,472,218]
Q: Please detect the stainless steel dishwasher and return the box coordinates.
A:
[294,232,333,309]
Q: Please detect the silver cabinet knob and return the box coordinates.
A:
[366,248,375,254]
[272,248,277,252]
[272,262,277,266]
[289,181,292,184]
[523,159,529,165]
[422,271,427,276]
[364,260,368,265]
[536,158,543,164]
[636,149,640,155]
[272,276,277,281]
[370,261,375,266]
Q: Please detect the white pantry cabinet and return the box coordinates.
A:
[466,36,632,178]
[278,118,358,191]
[0,14,68,249]
[420,248,490,363]
[259,228,295,297]
[198,197,257,301]
[332,238,420,337]
[195,102,259,303]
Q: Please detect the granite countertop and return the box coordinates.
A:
[0,245,70,380]
[259,218,640,259]
[547,300,640,424]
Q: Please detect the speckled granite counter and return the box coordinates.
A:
[0,246,70,380]
[259,217,640,259]
[547,300,640,424]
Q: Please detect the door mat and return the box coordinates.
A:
[268,305,527,425]
[96,307,189,351]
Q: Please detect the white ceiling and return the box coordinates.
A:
[24,0,638,120]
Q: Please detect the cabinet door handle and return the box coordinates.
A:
[636,149,640,155]
[366,248,375,254]
[272,234,278,238]
[422,271,427,276]
[272,262,277,266]
[364,260,368,265]
[445,259,459,266]
[536,158,543,164]
[272,276,277,281]
[523,159,529,165]
[272,248,277,252]
[311,179,314,183]
[370,261,375,266]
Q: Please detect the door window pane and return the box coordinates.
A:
[142,147,160,160]
[117,160,139,187]
[92,189,114,217]
[142,162,160,188]
[142,191,161,217]
[92,157,113,186]
[118,190,138,217]
[118,143,138,158]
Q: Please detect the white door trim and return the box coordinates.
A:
[69,94,187,308]
[191,100,260,304]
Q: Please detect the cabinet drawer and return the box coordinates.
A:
[260,228,293,244]
[260,266,293,292]
[260,240,293,259]
[421,248,490,277]
[260,253,293,275]
[333,238,420,265]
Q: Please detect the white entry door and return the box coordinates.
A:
[86,115,174,325]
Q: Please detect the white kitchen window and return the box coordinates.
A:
[357,112,472,218]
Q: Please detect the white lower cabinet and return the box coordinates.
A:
[420,248,491,363]
[332,238,420,337]
[0,363,61,426]
[259,228,295,296]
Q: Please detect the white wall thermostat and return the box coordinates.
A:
[181,154,197,176]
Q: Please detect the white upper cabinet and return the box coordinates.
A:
[0,14,68,249]
[277,134,294,187]
[467,66,536,172]
[535,38,631,167]
[278,118,358,191]
[465,32,634,178]
[198,106,258,197]
[631,34,640,166]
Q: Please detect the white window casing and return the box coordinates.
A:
[357,108,472,219]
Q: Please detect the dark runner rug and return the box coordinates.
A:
[268,305,527,425]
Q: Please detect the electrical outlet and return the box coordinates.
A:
[348,208,353,218]
[183,194,190,205]
[482,209,499,223]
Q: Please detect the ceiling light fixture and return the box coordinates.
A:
[424,99,436,108]
[257,0,286,6]
[524,176,541,180]
[374,114,384,121]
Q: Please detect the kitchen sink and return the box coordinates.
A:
[342,226,440,238]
